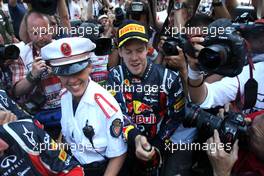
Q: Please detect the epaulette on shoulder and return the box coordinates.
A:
[94,93,118,119]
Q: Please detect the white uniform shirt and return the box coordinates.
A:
[200,61,264,113]
[61,80,127,164]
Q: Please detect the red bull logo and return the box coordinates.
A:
[134,114,157,124]
[133,100,153,114]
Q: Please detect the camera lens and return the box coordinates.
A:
[184,103,222,137]
[198,44,230,72]
[162,40,179,56]
[1,45,20,60]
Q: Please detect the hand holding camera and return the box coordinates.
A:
[186,37,205,71]
[164,46,187,73]
[206,130,239,176]
[184,103,248,151]
[31,57,49,79]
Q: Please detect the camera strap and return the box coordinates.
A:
[234,42,258,111]
[243,44,258,110]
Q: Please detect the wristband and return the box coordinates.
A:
[187,76,205,88]
[188,65,203,80]
[26,71,39,84]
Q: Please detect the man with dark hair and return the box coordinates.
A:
[107,19,185,176]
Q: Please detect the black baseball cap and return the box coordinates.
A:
[117,20,149,48]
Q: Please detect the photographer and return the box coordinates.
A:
[188,20,264,113]
[98,14,114,38]
[206,112,264,176]
[19,0,71,43]
[9,11,63,139]
[186,18,264,175]
[156,0,197,65]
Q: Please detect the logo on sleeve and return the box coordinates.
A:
[110,119,123,138]
[58,150,67,161]
[1,155,17,168]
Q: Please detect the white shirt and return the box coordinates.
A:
[61,80,127,164]
[69,1,82,20]
[200,61,264,113]
[14,42,61,109]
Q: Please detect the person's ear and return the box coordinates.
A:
[87,63,93,71]
[118,48,123,58]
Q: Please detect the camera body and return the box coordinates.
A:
[113,7,125,28]
[131,1,144,12]
[24,0,58,15]
[0,45,20,91]
[162,34,195,57]
[127,0,149,20]
[184,103,247,149]
[198,20,246,77]
[0,44,20,64]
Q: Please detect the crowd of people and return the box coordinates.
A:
[0,0,264,176]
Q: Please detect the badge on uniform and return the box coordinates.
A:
[110,119,123,138]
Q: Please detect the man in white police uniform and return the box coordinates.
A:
[41,37,127,176]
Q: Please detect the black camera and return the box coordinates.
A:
[94,38,112,56]
[197,19,246,77]
[24,0,58,15]
[0,44,20,64]
[128,0,148,20]
[162,34,195,57]
[113,7,125,28]
[131,1,144,12]
[184,103,248,149]
[0,45,20,91]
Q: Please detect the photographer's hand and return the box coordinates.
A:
[135,135,155,161]
[31,57,48,79]
[206,130,239,176]
[186,36,208,104]
[165,46,186,73]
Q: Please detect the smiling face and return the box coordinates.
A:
[59,64,92,102]
[119,39,148,77]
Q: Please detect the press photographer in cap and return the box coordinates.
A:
[42,37,127,176]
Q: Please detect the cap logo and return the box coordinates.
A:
[119,24,145,38]
[60,43,72,56]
